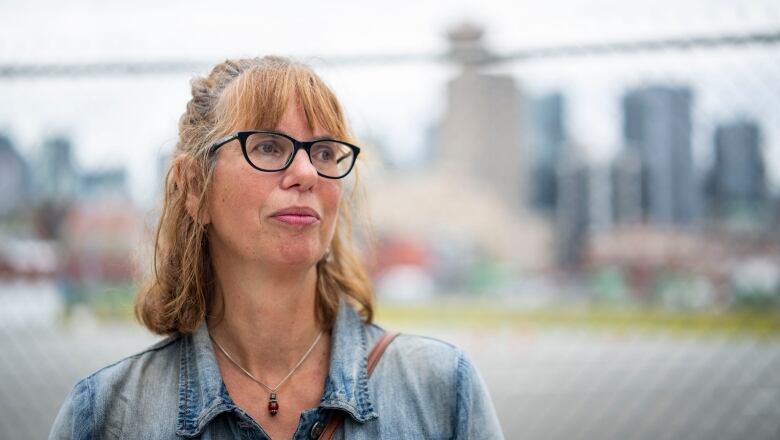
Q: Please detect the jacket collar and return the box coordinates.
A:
[318,298,377,422]
[176,299,377,437]
[175,320,236,437]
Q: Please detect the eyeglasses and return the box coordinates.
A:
[209,131,360,179]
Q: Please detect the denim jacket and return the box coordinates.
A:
[50,300,504,439]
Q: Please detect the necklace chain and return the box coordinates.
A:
[209,329,324,394]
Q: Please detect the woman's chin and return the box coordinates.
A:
[268,247,322,268]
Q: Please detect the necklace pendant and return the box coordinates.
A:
[268,392,279,416]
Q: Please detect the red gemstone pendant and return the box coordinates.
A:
[268,392,279,416]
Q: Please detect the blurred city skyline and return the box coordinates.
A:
[1,0,779,206]
[2,0,780,308]
[3,22,779,295]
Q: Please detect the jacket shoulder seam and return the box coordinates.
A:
[394,333,461,351]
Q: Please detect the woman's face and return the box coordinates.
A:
[204,97,342,271]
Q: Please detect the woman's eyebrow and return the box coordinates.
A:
[310,135,335,141]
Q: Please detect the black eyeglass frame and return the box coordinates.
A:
[209,130,361,179]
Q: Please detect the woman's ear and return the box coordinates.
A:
[172,155,211,225]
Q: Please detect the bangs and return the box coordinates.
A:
[214,59,351,141]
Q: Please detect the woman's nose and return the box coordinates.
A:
[281,148,318,190]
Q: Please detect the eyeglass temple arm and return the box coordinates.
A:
[209,134,238,153]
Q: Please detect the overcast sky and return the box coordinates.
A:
[1,0,778,205]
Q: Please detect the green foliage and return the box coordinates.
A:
[62,281,136,321]
[376,300,780,338]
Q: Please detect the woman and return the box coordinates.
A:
[50,56,503,439]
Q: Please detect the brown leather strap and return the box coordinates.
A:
[367,331,400,375]
[319,331,400,439]
[318,410,345,439]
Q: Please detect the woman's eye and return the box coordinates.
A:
[253,142,280,155]
[316,149,333,161]
[312,145,335,162]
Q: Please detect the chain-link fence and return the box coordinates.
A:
[2,6,780,439]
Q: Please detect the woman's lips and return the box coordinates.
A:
[270,207,321,226]
[272,214,319,226]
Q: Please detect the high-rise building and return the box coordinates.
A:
[0,134,31,216]
[437,23,527,211]
[611,148,643,225]
[400,22,554,271]
[530,93,565,213]
[556,146,590,266]
[37,136,79,202]
[81,168,129,200]
[622,86,698,225]
[588,164,613,233]
[708,120,766,219]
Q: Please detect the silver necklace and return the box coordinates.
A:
[209,329,324,416]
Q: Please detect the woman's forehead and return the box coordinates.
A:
[218,69,347,139]
[275,97,330,137]
[230,105,336,139]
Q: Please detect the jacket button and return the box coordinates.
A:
[310,421,325,438]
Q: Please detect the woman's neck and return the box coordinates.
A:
[206,259,325,381]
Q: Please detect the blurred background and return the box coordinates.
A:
[2,0,780,438]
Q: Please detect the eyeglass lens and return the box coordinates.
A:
[245,133,355,177]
